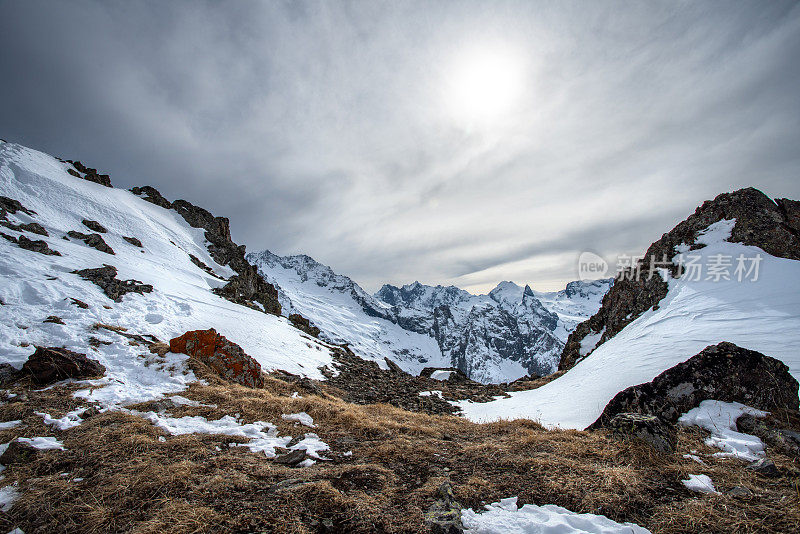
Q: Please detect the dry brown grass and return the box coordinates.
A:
[1,377,798,533]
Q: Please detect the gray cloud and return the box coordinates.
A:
[2,0,799,293]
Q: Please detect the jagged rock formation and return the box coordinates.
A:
[561,188,800,371]
[376,281,578,382]
[590,342,800,429]
[65,160,112,187]
[129,184,282,316]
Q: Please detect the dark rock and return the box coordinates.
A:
[0,439,40,465]
[15,234,61,256]
[590,342,800,429]
[81,219,107,233]
[288,313,321,337]
[0,363,20,387]
[81,406,101,419]
[746,458,779,477]
[66,160,112,187]
[737,414,800,458]
[188,254,219,277]
[123,236,143,248]
[424,482,464,534]
[43,315,65,324]
[72,264,153,302]
[384,357,404,374]
[561,188,800,371]
[21,346,106,385]
[169,329,264,388]
[69,298,89,309]
[0,196,36,217]
[607,413,675,453]
[130,186,172,209]
[273,449,307,467]
[419,367,469,383]
[66,230,114,254]
[727,486,754,497]
[170,198,281,315]
[0,220,48,236]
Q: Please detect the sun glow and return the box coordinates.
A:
[445,45,525,125]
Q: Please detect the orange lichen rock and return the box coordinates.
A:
[169,328,264,388]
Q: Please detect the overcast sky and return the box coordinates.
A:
[2,1,799,293]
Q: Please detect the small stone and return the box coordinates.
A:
[273,449,307,467]
[69,298,89,309]
[747,458,779,477]
[43,315,65,325]
[21,346,106,385]
[727,486,753,497]
[123,236,143,248]
[608,413,675,453]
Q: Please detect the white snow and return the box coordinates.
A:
[683,454,706,465]
[419,390,443,398]
[290,432,330,461]
[461,496,652,534]
[430,370,453,381]
[458,220,800,428]
[282,412,316,428]
[578,328,604,357]
[0,421,21,430]
[35,408,86,430]
[678,400,768,461]
[0,483,20,512]
[16,436,65,450]
[0,140,336,414]
[681,474,720,495]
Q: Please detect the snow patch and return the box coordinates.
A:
[461,496,652,533]
[678,400,767,461]
[681,474,720,495]
[282,412,316,428]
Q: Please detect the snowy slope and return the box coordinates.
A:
[458,221,800,428]
[0,141,335,407]
[248,250,449,375]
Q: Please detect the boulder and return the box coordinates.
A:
[21,346,106,385]
[746,458,779,477]
[590,342,799,429]
[123,236,143,248]
[169,329,264,388]
[71,265,153,302]
[273,449,308,467]
[0,195,36,217]
[607,413,675,453]
[0,363,20,386]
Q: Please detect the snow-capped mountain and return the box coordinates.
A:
[251,251,612,384]
[375,281,563,382]
[247,250,449,375]
[0,140,336,408]
[458,189,800,429]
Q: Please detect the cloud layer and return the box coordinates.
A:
[2,0,799,292]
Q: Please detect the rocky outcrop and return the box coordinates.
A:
[0,195,36,217]
[0,220,48,236]
[171,199,281,315]
[1,233,61,256]
[130,186,172,209]
[21,346,106,385]
[81,219,107,233]
[67,230,115,254]
[66,160,112,187]
[123,236,143,248]
[288,313,320,337]
[169,328,264,388]
[72,265,153,301]
[561,188,800,371]
[590,342,799,429]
